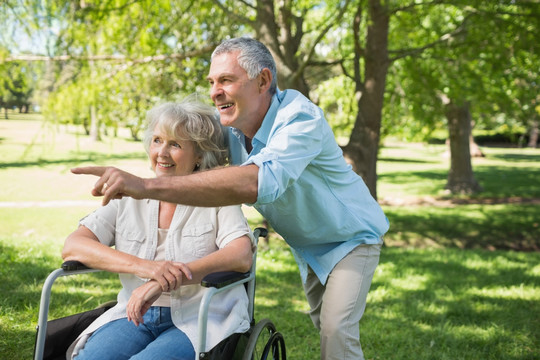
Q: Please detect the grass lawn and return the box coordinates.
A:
[1,113,539,359]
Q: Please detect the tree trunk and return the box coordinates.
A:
[445,101,482,194]
[469,134,484,157]
[342,0,390,199]
[443,120,484,158]
[255,0,310,96]
[469,120,484,157]
[528,119,538,148]
[89,104,100,141]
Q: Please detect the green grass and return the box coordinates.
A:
[378,141,540,251]
[1,228,538,359]
[378,142,540,199]
[1,114,539,359]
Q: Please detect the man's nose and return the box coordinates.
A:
[210,83,223,100]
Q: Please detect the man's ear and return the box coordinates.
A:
[258,68,272,93]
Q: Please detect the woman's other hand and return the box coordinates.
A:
[126,281,162,326]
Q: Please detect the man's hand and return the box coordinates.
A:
[126,281,162,326]
[71,166,146,206]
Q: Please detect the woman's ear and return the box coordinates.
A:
[258,68,272,94]
[194,155,203,170]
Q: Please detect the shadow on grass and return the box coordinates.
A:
[380,166,540,199]
[488,152,540,163]
[365,248,540,359]
[0,151,147,169]
[254,248,320,359]
[383,204,540,251]
[0,242,54,358]
[378,157,437,164]
[474,166,540,198]
[252,242,540,359]
[0,242,118,359]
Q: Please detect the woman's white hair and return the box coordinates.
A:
[143,95,226,171]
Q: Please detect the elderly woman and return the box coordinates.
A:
[62,98,254,360]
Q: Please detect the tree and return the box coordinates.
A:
[209,0,353,95]
[0,60,36,117]
[337,0,390,199]
[3,0,538,197]
[385,1,540,193]
[23,0,236,140]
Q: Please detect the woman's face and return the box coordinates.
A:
[149,125,201,177]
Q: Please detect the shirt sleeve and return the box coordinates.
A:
[246,108,324,205]
[214,205,255,249]
[79,200,119,246]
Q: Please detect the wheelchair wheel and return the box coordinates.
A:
[242,318,286,360]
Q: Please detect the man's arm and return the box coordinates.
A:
[71,164,259,207]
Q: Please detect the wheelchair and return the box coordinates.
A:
[34,227,286,360]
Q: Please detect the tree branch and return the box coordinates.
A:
[237,0,256,10]
[389,0,450,15]
[2,44,217,63]
[307,59,344,67]
[297,0,353,77]
[388,14,470,62]
[211,0,254,25]
[352,1,364,87]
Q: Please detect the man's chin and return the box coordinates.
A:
[219,117,236,128]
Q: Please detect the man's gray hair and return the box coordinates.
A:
[211,37,278,95]
[143,95,227,171]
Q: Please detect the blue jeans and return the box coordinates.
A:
[74,307,195,360]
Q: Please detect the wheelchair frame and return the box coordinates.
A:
[34,227,286,360]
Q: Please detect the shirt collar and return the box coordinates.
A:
[253,89,283,147]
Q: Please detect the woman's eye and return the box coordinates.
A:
[172,142,181,148]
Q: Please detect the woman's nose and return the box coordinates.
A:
[158,144,169,157]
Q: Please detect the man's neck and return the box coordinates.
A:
[241,93,272,138]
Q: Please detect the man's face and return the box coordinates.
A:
[207,51,264,133]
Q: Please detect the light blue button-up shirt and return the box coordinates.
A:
[227,89,389,284]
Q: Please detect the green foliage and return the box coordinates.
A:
[384,1,540,142]
[4,0,538,150]
[313,75,356,137]
[0,60,38,113]
[33,0,245,139]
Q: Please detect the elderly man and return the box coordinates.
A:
[74,37,389,360]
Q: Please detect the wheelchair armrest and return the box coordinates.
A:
[201,271,250,289]
[61,260,91,271]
